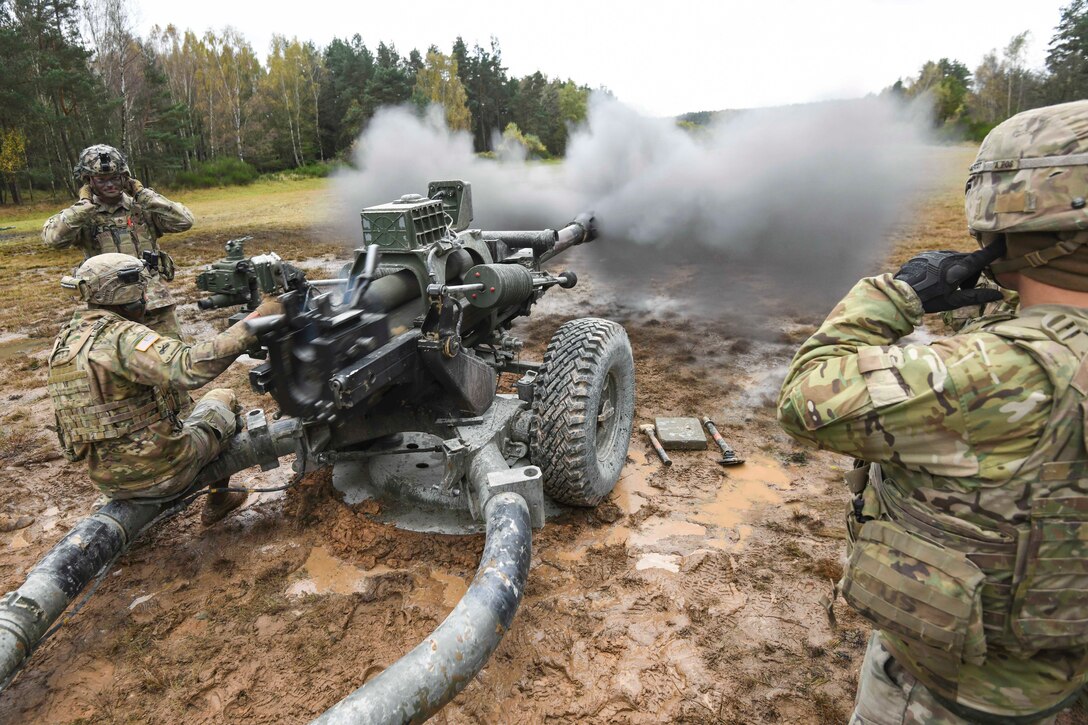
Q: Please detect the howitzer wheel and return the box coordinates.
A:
[532,318,635,506]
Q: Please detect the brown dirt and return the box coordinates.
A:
[0,153,1085,724]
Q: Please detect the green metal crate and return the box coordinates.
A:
[360,197,447,250]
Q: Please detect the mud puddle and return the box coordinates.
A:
[0,336,47,362]
[422,569,469,608]
[287,545,397,596]
[611,448,658,514]
[696,456,788,538]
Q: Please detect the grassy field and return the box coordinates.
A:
[0,177,339,232]
[0,178,352,343]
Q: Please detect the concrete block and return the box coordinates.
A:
[654,416,707,450]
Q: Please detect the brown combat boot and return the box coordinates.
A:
[201,482,247,526]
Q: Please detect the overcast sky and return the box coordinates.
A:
[133,0,1069,117]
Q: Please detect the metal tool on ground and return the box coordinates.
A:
[654,416,708,450]
[640,424,671,466]
[702,416,745,466]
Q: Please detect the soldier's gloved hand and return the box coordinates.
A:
[78,184,93,201]
[127,177,145,195]
[253,298,285,318]
[201,388,240,414]
[62,199,98,226]
[894,248,1005,313]
[247,298,285,319]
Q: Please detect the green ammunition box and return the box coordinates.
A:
[360,197,447,250]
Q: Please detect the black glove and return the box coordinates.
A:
[894,245,1005,313]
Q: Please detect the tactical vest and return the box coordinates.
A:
[81,204,176,312]
[842,309,1088,675]
[86,206,160,260]
[47,314,177,460]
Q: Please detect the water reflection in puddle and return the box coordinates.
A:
[628,518,707,548]
[611,448,657,515]
[697,456,787,530]
[286,546,392,597]
[635,552,680,573]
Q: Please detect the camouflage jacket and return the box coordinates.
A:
[48,308,253,495]
[42,189,193,258]
[778,274,1088,717]
[42,190,192,311]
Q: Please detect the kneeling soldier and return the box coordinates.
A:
[48,253,280,525]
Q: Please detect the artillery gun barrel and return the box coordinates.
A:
[433,271,576,298]
[483,212,595,260]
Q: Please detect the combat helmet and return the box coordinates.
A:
[61,253,149,306]
[965,100,1088,278]
[73,144,130,181]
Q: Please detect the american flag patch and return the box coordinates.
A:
[135,332,160,352]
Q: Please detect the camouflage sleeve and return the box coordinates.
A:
[104,318,256,390]
[41,200,97,249]
[777,274,1051,479]
[135,188,194,235]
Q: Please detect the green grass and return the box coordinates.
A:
[0,176,336,228]
[0,177,349,340]
[174,157,258,189]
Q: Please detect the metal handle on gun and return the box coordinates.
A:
[245,314,286,337]
[345,244,381,309]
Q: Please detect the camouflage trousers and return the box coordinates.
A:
[851,633,1059,725]
[108,389,238,501]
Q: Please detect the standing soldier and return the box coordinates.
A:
[49,253,281,525]
[43,144,193,339]
[779,100,1088,723]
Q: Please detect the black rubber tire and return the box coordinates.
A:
[531,318,635,506]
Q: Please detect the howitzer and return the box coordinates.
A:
[0,180,635,724]
[249,184,595,425]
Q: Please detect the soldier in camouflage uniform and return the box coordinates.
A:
[48,253,282,525]
[43,145,193,340]
[778,99,1088,723]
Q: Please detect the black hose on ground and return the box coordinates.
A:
[0,417,301,688]
[311,491,532,725]
[0,498,171,688]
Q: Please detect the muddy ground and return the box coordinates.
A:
[0,151,1085,724]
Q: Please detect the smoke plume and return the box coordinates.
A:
[330,94,937,316]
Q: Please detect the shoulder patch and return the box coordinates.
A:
[135,332,161,352]
[152,338,184,362]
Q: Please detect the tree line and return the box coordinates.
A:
[0,0,593,204]
[5,0,1085,206]
[884,0,1088,139]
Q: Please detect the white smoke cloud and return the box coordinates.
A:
[328,105,575,238]
[331,94,937,314]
